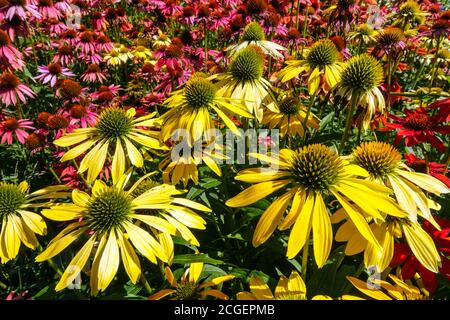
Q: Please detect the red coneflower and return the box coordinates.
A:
[0,72,35,106]
[382,107,450,152]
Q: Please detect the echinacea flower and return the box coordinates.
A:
[226,21,287,59]
[131,45,153,61]
[68,104,98,128]
[395,0,427,27]
[278,39,345,95]
[214,45,277,122]
[0,29,24,71]
[36,175,211,294]
[332,207,441,274]
[0,72,35,106]
[346,275,428,300]
[350,142,449,227]
[226,143,407,267]
[0,181,69,263]
[237,271,329,300]
[347,24,379,47]
[334,54,385,131]
[34,62,74,87]
[262,96,320,137]
[54,107,166,183]
[372,27,406,59]
[160,73,252,145]
[382,107,450,153]
[103,44,132,66]
[149,262,234,300]
[160,142,226,187]
[0,117,34,144]
[81,64,107,83]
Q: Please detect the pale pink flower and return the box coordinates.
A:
[0,72,35,106]
[35,62,74,87]
[0,117,35,144]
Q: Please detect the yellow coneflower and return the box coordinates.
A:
[0,181,69,263]
[350,142,449,228]
[346,275,428,300]
[347,24,379,46]
[54,107,166,183]
[262,96,320,137]
[36,174,211,295]
[160,73,252,146]
[332,208,441,273]
[213,45,277,122]
[278,39,345,95]
[396,1,427,28]
[159,142,226,186]
[335,54,384,147]
[226,143,407,267]
[152,29,172,50]
[131,45,153,61]
[236,271,331,300]
[226,21,287,59]
[104,44,133,66]
[149,262,235,300]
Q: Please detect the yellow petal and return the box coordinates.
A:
[226,180,291,207]
[189,262,203,283]
[36,228,85,262]
[17,210,47,235]
[124,137,144,167]
[287,191,314,259]
[249,276,275,300]
[312,194,333,267]
[55,236,95,291]
[97,231,120,291]
[124,222,166,263]
[111,139,126,185]
[60,139,96,162]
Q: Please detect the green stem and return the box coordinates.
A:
[47,258,63,276]
[429,37,442,90]
[0,280,7,290]
[302,93,316,143]
[339,95,358,154]
[140,273,153,295]
[48,166,62,184]
[301,243,309,279]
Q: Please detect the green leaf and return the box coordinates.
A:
[172,254,224,265]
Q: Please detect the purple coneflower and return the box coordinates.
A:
[81,64,106,83]
[0,29,24,70]
[36,0,62,19]
[35,62,74,87]
[4,0,41,21]
[52,43,75,65]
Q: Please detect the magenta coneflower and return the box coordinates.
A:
[81,64,106,83]
[0,29,24,70]
[90,84,120,100]
[0,117,34,144]
[0,72,35,106]
[35,62,74,87]
[4,0,41,21]
[60,28,78,46]
[45,17,67,35]
[52,43,75,65]
[68,104,98,128]
[56,79,83,100]
[94,33,114,53]
[37,0,61,19]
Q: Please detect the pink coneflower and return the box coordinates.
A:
[0,29,24,70]
[0,72,35,106]
[0,117,34,144]
[142,92,165,108]
[81,64,106,83]
[44,17,67,35]
[154,0,183,16]
[53,0,71,13]
[179,5,195,25]
[68,104,98,128]
[92,11,108,31]
[94,33,114,53]
[154,42,189,71]
[37,0,61,19]
[1,15,30,41]
[25,132,46,152]
[90,84,121,100]
[4,0,41,20]
[56,79,83,100]
[35,62,74,87]
[77,31,97,55]
[52,43,75,65]
[60,29,78,46]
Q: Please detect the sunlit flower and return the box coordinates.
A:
[149,263,234,300]
[0,72,35,106]
[0,29,24,71]
[35,62,74,87]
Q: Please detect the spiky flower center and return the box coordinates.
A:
[9,0,26,6]
[85,189,132,233]
[279,97,300,115]
[87,64,101,73]
[184,77,216,109]
[60,79,82,98]
[47,62,62,75]
[306,40,339,69]
[242,22,265,42]
[0,73,20,89]
[404,113,429,130]
[58,44,72,55]
[230,46,264,82]
[399,1,421,16]
[0,183,25,219]
[352,142,401,180]
[97,108,133,139]
[340,54,383,94]
[3,118,19,131]
[376,28,404,47]
[175,282,199,300]
[289,144,343,192]
[70,104,87,118]
[0,30,11,46]
[47,115,69,129]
